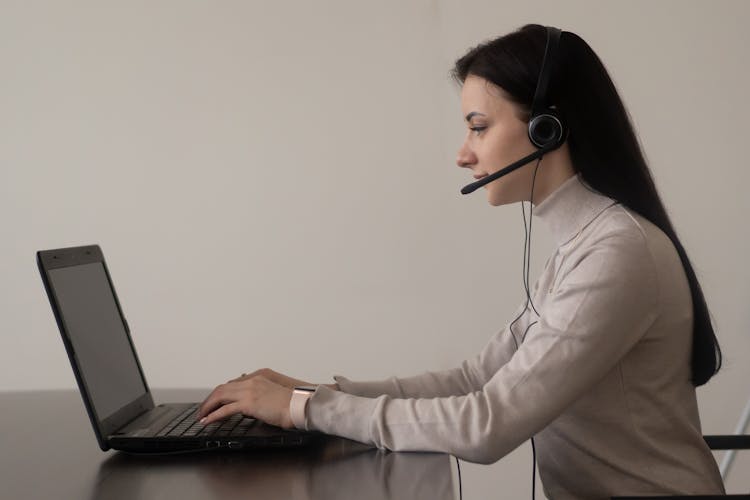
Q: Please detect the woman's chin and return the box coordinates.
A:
[487,191,515,207]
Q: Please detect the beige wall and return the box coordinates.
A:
[2,0,748,495]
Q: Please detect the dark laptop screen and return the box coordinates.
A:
[47,262,146,420]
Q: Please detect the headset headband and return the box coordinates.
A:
[530,27,561,118]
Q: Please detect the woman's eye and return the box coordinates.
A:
[469,126,487,135]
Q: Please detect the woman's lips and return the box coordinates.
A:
[473,173,489,180]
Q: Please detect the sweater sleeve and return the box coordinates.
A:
[333,299,530,399]
[305,230,660,464]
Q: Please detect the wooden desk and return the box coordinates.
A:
[0,389,455,499]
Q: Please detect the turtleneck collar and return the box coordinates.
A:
[533,173,619,247]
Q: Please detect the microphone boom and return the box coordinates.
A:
[460,144,555,195]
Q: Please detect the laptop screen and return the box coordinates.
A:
[47,262,147,420]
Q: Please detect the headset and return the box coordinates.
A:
[460,26,567,195]
[528,27,566,149]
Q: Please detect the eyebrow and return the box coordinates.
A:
[465,111,486,122]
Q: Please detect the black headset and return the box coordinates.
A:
[528,26,567,149]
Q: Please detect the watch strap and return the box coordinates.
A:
[290,386,316,429]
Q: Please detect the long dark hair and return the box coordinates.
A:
[451,24,721,386]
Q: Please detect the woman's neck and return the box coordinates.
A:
[531,144,577,205]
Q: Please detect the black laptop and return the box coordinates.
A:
[37,244,318,453]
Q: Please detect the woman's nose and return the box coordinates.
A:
[456,140,476,168]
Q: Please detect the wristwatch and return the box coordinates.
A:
[290,385,317,429]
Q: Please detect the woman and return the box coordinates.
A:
[197,24,724,498]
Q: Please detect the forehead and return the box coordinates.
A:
[460,75,515,117]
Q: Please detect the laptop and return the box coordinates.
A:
[37,244,319,453]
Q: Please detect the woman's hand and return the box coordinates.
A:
[197,376,294,429]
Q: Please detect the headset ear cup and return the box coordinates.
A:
[528,111,564,149]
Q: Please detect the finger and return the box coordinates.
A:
[197,385,226,418]
[197,384,240,419]
[200,401,244,425]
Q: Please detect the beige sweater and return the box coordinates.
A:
[302,174,724,499]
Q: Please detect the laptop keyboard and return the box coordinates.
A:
[155,404,258,438]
